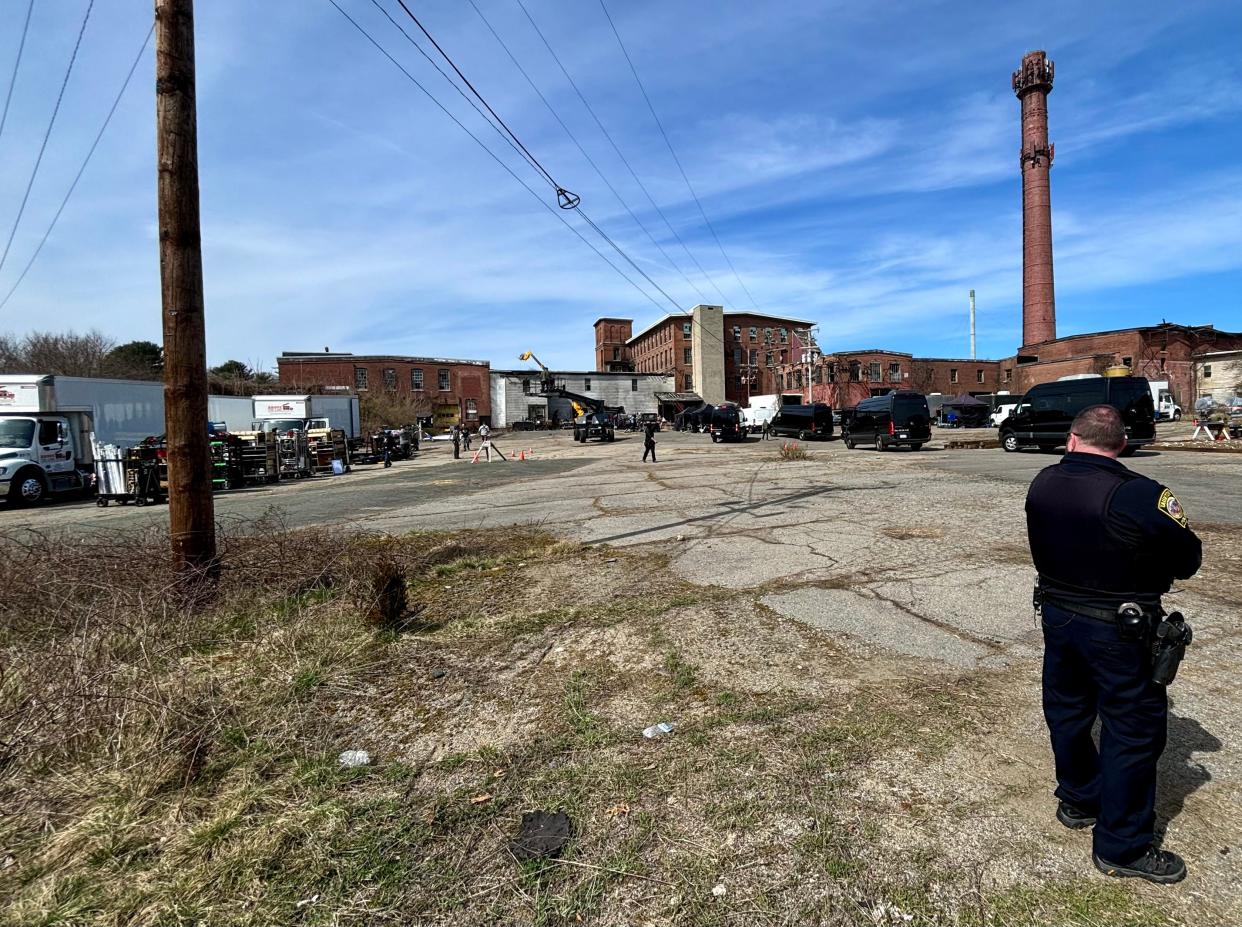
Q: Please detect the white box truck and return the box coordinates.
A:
[251,394,360,437]
[0,375,165,504]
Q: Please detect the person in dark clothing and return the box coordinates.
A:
[761,419,771,440]
[451,426,460,460]
[642,422,657,462]
[1026,405,1202,885]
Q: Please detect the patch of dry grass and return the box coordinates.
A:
[0,518,1174,927]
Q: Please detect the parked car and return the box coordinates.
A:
[770,403,834,440]
[842,391,931,451]
[709,405,746,442]
[998,376,1154,454]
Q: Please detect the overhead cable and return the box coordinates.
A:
[327,0,667,313]
[0,23,153,311]
[0,0,94,278]
[0,0,36,148]
[512,0,736,310]
[598,0,761,311]
[465,0,709,306]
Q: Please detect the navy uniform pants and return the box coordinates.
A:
[1041,602,1167,864]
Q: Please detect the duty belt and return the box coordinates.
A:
[1039,593,1162,624]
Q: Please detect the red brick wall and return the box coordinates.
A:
[276,356,492,419]
[629,318,694,391]
[594,318,633,370]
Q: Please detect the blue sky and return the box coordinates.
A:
[0,0,1238,371]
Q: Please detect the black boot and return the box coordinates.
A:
[1055,801,1097,830]
[1093,846,1187,885]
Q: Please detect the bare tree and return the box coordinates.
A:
[0,329,116,376]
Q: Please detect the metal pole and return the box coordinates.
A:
[969,289,976,360]
[156,0,216,574]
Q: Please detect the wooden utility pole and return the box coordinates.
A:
[156,0,215,574]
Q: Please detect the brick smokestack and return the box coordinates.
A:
[1013,50,1056,348]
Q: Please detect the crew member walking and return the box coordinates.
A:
[1026,405,1201,884]
[761,419,771,440]
[642,421,657,462]
[451,426,461,460]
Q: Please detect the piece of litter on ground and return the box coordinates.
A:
[296,894,320,908]
[642,721,675,739]
[337,750,370,768]
[605,803,630,818]
[510,810,573,862]
[470,793,493,805]
[603,557,618,563]
[712,883,726,897]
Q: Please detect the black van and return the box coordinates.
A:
[709,405,746,442]
[770,403,834,440]
[842,391,931,451]
[999,376,1155,454]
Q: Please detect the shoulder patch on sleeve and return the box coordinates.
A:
[1157,488,1189,527]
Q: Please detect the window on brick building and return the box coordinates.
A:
[889,362,901,382]
[765,352,773,367]
[411,368,424,390]
[849,361,861,382]
[682,322,692,336]
[465,399,477,419]
[1122,356,1133,367]
[749,349,757,364]
[354,367,368,390]
[438,369,450,391]
[584,377,592,391]
[733,348,742,365]
[795,370,803,388]
[683,347,692,364]
[613,347,620,360]
[749,327,757,341]
[976,369,985,384]
[764,328,772,343]
[869,362,881,382]
[779,328,788,343]
[383,368,396,390]
[684,373,693,390]
[828,362,837,381]
[1004,368,1012,383]
[733,326,741,340]
[776,373,784,390]
[779,350,787,365]
[631,378,638,391]
[950,368,958,383]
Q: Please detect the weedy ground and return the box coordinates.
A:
[0,516,1188,926]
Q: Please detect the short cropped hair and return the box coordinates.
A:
[1071,404,1126,452]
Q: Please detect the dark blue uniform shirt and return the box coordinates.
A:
[1025,452,1201,611]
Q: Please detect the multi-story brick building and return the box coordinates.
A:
[276,351,491,427]
[594,306,815,405]
[774,349,1005,408]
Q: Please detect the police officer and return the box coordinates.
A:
[1026,404,1201,884]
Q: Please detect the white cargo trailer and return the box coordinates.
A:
[0,375,165,504]
[208,395,257,432]
[251,394,360,438]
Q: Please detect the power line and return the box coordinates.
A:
[364,0,557,194]
[0,0,94,279]
[327,0,668,316]
[464,0,709,306]
[0,0,36,147]
[511,0,736,310]
[598,0,761,312]
[0,24,153,312]
[334,0,730,357]
[360,0,713,330]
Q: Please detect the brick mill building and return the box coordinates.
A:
[595,306,816,406]
[276,351,491,427]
